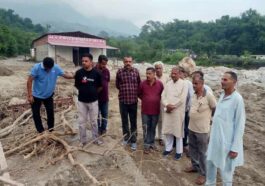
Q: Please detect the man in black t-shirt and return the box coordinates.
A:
[75,53,103,146]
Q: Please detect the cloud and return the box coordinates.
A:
[4,0,265,27]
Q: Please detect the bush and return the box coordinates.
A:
[211,55,265,69]
[162,51,187,65]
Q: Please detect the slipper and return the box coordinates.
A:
[158,139,164,146]
[195,175,206,185]
[144,149,150,154]
[150,145,158,151]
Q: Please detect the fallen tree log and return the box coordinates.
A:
[0,109,31,138]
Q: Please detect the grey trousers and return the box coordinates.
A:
[78,101,99,144]
[142,114,159,149]
[188,130,209,176]
[156,104,164,140]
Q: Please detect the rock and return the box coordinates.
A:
[258,67,265,71]
[133,63,153,76]
[0,66,14,76]
[178,57,196,75]
[250,93,258,101]
[8,97,26,106]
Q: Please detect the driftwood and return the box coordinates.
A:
[60,105,76,134]
[0,109,31,138]
[3,105,103,185]
[68,153,99,185]
[5,132,101,184]
[0,142,24,186]
[0,176,24,186]
[0,141,10,185]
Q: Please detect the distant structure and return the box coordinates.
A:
[250,55,265,60]
[166,48,197,59]
[31,31,118,66]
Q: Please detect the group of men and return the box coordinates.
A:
[27,54,246,186]
[115,56,246,186]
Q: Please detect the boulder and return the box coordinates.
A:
[0,66,14,76]
[178,57,196,75]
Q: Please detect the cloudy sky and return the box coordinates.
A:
[59,0,265,26]
[4,0,265,27]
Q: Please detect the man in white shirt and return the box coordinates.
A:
[154,61,170,146]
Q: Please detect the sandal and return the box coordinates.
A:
[195,175,206,185]
[150,145,158,151]
[144,149,150,154]
[158,139,164,146]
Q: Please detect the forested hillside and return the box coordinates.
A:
[1,8,265,68]
[0,8,47,57]
[108,9,265,65]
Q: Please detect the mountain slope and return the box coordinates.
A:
[0,0,140,36]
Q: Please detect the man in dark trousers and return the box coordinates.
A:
[27,57,73,133]
[116,56,141,150]
[95,55,110,135]
[138,67,163,154]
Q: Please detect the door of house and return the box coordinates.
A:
[73,47,90,66]
[72,48,79,66]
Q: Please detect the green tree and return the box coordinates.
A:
[0,8,45,57]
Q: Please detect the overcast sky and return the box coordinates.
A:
[59,0,265,27]
[4,0,265,27]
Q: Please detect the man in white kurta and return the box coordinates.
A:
[179,67,194,154]
[161,67,188,160]
[206,71,246,186]
[154,61,170,146]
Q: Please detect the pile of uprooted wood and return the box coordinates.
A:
[0,102,108,185]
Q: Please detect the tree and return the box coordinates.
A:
[0,8,45,57]
[108,9,265,64]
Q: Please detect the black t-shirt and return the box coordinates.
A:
[74,68,102,103]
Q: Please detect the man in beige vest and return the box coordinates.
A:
[184,74,216,185]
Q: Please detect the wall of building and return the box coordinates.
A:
[33,36,48,47]
[35,44,107,65]
[55,46,73,65]
[48,45,56,60]
[35,45,49,61]
[90,48,106,62]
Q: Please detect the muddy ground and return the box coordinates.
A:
[0,57,264,186]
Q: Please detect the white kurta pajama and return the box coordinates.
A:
[161,79,188,153]
[156,74,170,140]
[206,91,246,186]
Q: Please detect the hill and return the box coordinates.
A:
[0,0,140,36]
[107,9,265,66]
[0,8,47,57]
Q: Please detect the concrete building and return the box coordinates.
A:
[31,31,117,66]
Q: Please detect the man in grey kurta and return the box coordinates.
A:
[161,67,188,160]
[206,71,246,186]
